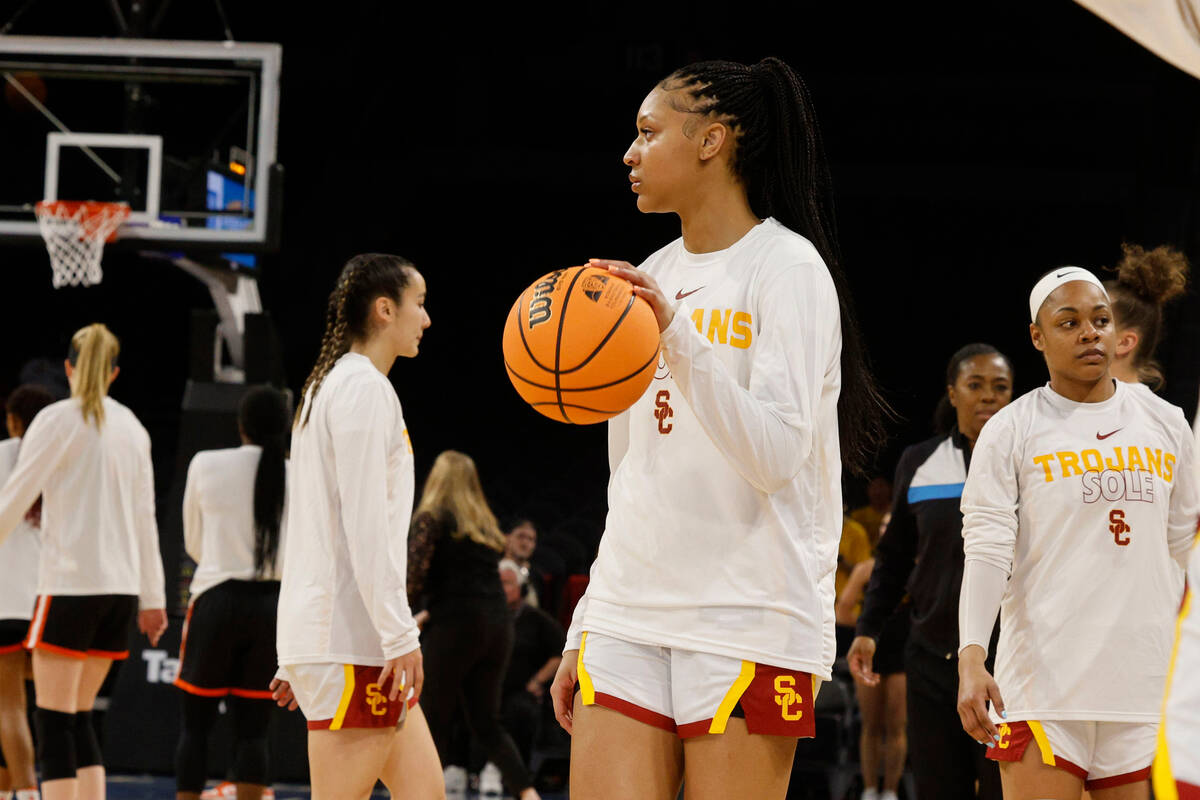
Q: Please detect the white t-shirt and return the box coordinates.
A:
[276,352,420,667]
[567,218,844,677]
[0,438,40,620]
[0,397,165,608]
[183,444,287,601]
[1155,535,1200,792]
[962,380,1197,722]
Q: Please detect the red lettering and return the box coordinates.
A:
[654,390,673,434]
[1109,509,1131,546]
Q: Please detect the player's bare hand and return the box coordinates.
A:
[957,645,1005,746]
[379,648,424,704]
[551,650,579,735]
[138,608,167,647]
[847,636,880,687]
[589,259,675,332]
[269,678,299,711]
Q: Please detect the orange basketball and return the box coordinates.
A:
[503,266,659,424]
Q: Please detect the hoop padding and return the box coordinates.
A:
[34,200,131,288]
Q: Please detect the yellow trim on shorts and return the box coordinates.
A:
[1027,720,1056,767]
[577,632,595,706]
[1153,586,1193,800]
[329,664,356,731]
[708,660,756,735]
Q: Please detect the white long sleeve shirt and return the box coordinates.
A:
[1156,535,1200,792]
[276,353,420,667]
[0,397,165,609]
[567,218,844,677]
[960,380,1197,722]
[0,438,40,620]
[183,444,287,601]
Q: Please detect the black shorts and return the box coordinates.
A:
[0,618,30,654]
[175,579,279,699]
[26,594,137,660]
[873,603,911,676]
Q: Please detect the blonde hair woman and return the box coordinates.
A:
[0,324,167,800]
[408,451,540,800]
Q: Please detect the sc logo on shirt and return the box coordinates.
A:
[773,675,804,721]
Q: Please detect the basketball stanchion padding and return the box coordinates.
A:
[34,200,131,288]
[503,265,660,424]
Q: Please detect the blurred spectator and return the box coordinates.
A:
[835,514,872,658]
[504,517,567,616]
[497,559,564,765]
[851,476,892,547]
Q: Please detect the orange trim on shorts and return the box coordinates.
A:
[24,596,50,649]
[86,649,129,661]
[230,688,275,700]
[0,643,26,655]
[590,691,677,733]
[174,677,234,697]
[1086,767,1152,791]
[29,641,88,660]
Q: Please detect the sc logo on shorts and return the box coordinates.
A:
[773,676,804,721]
[365,683,388,716]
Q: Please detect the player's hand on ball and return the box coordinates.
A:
[847,636,880,687]
[138,608,167,647]
[269,678,299,711]
[956,644,1005,746]
[551,650,580,735]
[590,259,675,332]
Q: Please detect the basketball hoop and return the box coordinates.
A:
[34,200,131,288]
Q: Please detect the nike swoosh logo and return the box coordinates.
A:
[1056,269,1080,278]
[1096,428,1123,440]
[675,286,704,300]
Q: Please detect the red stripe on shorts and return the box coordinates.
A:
[591,691,677,733]
[1085,766,1151,790]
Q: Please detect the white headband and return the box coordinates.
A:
[1028,267,1110,323]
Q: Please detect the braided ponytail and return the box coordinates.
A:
[296,254,414,428]
[659,58,890,473]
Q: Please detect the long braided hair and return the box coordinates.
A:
[238,385,289,576]
[295,253,414,428]
[659,57,890,474]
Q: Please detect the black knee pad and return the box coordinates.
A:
[232,737,269,786]
[34,708,77,781]
[73,710,102,769]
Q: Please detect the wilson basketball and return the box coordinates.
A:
[503,266,659,424]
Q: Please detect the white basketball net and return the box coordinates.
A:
[34,201,131,288]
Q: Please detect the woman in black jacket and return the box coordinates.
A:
[408,450,539,800]
[847,343,1013,800]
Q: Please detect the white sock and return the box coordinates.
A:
[0,790,13,800]
[880,791,899,800]
[861,788,879,800]
[15,789,40,800]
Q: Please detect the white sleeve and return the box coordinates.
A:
[607,411,630,479]
[659,263,837,495]
[329,380,419,660]
[0,412,73,546]
[182,455,203,564]
[1169,412,1200,569]
[958,412,1019,655]
[134,431,166,610]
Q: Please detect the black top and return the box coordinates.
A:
[857,429,998,660]
[407,509,506,610]
[502,603,566,696]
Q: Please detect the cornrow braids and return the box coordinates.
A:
[659,58,891,474]
[295,253,414,428]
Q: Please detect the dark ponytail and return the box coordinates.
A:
[296,253,414,427]
[239,386,289,577]
[660,58,890,473]
[933,343,1012,435]
[1104,243,1190,391]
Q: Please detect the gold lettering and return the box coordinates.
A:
[1056,451,1083,478]
[1144,448,1163,478]
[1164,453,1176,483]
[707,309,731,344]
[1032,454,1056,483]
[1104,447,1126,471]
[690,308,704,334]
[1080,449,1104,472]
[731,312,753,349]
[1126,447,1146,471]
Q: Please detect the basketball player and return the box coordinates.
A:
[269,254,443,799]
[1153,536,1200,798]
[0,385,54,800]
[0,324,168,800]
[548,58,889,799]
[1102,243,1189,390]
[174,386,289,800]
[956,269,1198,798]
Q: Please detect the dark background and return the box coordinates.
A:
[2,1,1199,534]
